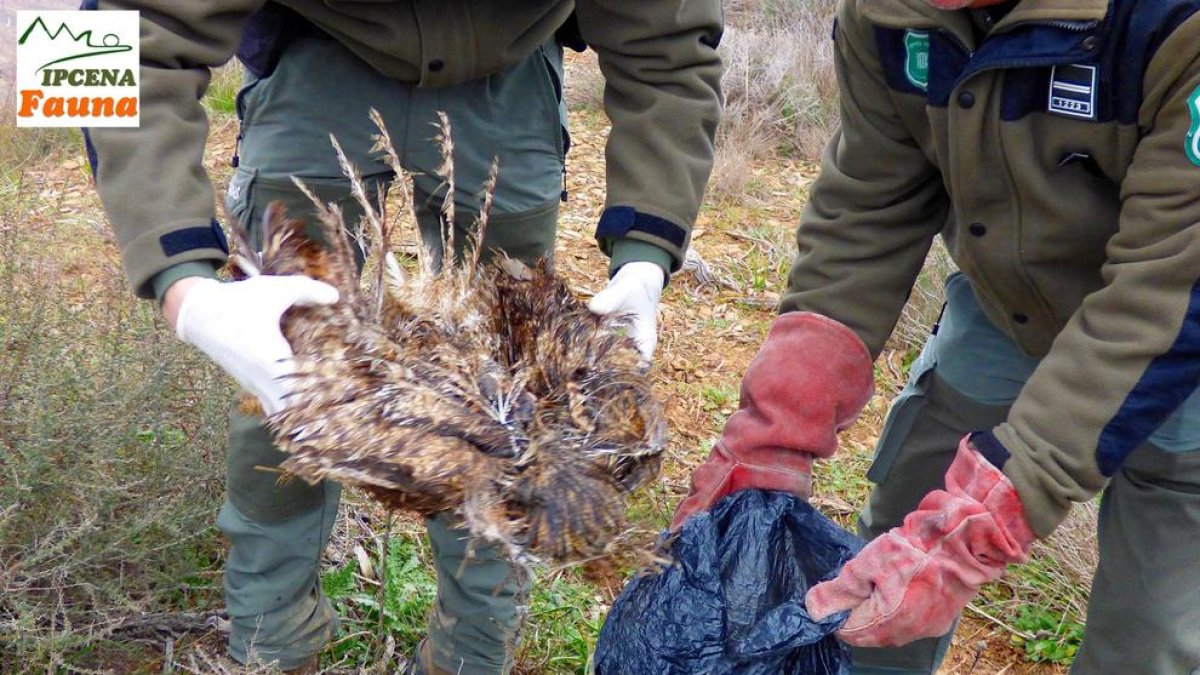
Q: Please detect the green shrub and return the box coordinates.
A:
[0,198,231,672]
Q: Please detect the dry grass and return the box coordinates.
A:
[563,50,606,113]
[709,0,840,200]
[0,98,80,194]
[203,61,245,118]
[1017,503,1098,622]
[892,239,957,355]
[561,0,841,202]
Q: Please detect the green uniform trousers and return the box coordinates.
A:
[218,30,567,673]
[853,273,1200,675]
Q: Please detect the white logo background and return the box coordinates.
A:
[15,10,140,127]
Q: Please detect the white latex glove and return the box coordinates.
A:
[174,276,340,415]
[588,261,665,362]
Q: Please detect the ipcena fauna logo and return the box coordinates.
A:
[15,10,140,127]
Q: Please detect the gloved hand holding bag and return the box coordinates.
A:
[671,311,875,530]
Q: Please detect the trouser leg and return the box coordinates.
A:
[406,148,559,675]
[858,374,1012,539]
[400,42,563,674]
[419,513,529,675]
[852,373,1010,673]
[221,412,342,670]
[228,29,566,673]
[1069,444,1200,674]
[219,166,385,663]
[850,273,1028,672]
[406,180,556,675]
[221,34,395,664]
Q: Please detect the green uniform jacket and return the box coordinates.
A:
[86,0,723,298]
[782,0,1200,537]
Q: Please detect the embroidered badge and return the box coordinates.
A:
[1187,85,1200,167]
[1047,64,1097,120]
[904,30,930,92]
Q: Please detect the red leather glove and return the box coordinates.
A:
[805,436,1035,647]
[670,312,874,531]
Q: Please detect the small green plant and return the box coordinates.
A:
[1011,605,1085,664]
[623,478,679,533]
[701,317,735,331]
[321,534,438,667]
[519,572,607,674]
[699,385,737,412]
[719,224,793,295]
[810,442,875,527]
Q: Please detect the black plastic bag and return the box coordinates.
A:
[594,490,864,674]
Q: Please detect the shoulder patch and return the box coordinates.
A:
[1188,85,1200,167]
[904,30,930,92]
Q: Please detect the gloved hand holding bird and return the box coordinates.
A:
[174,112,667,565]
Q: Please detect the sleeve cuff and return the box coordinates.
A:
[968,430,1012,471]
[607,239,673,282]
[595,206,689,272]
[151,261,221,304]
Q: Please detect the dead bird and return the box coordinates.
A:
[224,118,665,564]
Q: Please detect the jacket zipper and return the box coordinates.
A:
[950,20,1100,86]
[1030,20,1097,33]
[922,17,1098,60]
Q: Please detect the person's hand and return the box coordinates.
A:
[805,436,1035,647]
[169,275,339,415]
[588,261,665,362]
[670,312,874,530]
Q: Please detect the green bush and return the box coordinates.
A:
[0,199,231,672]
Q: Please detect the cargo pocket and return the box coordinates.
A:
[865,341,938,486]
[228,171,388,270]
[223,165,260,241]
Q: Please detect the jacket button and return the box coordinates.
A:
[1013,313,1029,324]
[968,223,987,236]
[958,90,976,108]
[428,59,445,72]
[1082,36,1097,52]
